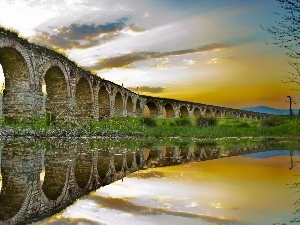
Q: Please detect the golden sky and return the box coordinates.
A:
[0,0,299,109]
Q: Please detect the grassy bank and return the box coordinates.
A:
[89,116,300,138]
[0,115,298,138]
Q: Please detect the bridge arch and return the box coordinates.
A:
[144,100,159,117]
[0,39,34,76]
[75,76,94,121]
[193,107,201,118]
[41,150,69,202]
[215,109,222,118]
[98,85,111,119]
[126,151,135,170]
[256,114,262,120]
[223,110,230,118]
[114,91,124,117]
[75,144,93,189]
[179,105,189,118]
[164,102,175,118]
[231,111,240,118]
[204,108,213,117]
[41,58,71,96]
[241,113,248,119]
[0,147,29,221]
[0,47,35,119]
[114,150,125,173]
[43,66,69,121]
[97,147,110,183]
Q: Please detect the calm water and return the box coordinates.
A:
[0,138,299,225]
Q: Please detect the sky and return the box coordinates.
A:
[0,0,299,109]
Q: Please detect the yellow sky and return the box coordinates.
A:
[134,47,299,108]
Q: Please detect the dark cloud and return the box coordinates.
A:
[89,52,156,70]
[127,24,146,33]
[58,17,129,40]
[33,30,99,50]
[88,43,229,70]
[127,86,166,94]
[33,17,144,50]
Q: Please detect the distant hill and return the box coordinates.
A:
[241,106,299,115]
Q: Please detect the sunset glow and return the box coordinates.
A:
[0,0,299,109]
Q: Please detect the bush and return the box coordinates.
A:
[175,118,192,126]
[140,117,157,127]
[196,116,217,127]
[260,116,283,127]
[237,122,250,128]
[33,118,47,128]
[196,140,217,147]
[169,122,175,126]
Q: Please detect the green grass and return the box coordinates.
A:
[0,115,299,138]
[87,116,300,138]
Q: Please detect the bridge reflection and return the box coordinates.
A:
[0,138,296,224]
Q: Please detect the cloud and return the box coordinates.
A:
[183,59,196,65]
[207,57,234,64]
[58,17,129,40]
[32,17,145,50]
[151,59,170,70]
[127,86,166,94]
[127,24,146,33]
[88,43,229,70]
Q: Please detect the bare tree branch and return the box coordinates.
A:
[263,0,300,89]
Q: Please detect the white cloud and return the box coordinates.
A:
[0,0,58,36]
[183,59,196,65]
[67,19,200,65]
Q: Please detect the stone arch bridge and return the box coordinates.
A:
[0,28,267,123]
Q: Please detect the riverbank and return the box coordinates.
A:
[0,116,299,139]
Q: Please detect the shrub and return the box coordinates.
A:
[196,116,217,127]
[33,118,47,128]
[140,117,157,127]
[237,122,250,128]
[260,116,283,127]
[196,140,217,147]
[169,122,175,126]
[175,118,192,126]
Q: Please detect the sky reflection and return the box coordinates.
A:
[34,151,300,225]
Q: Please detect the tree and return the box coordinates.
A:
[265,0,300,90]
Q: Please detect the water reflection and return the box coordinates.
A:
[0,148,2,193]
[0,138,298,224]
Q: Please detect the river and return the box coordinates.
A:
[0,138,299,225]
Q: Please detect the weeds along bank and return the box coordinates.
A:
[0,116,298,138]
